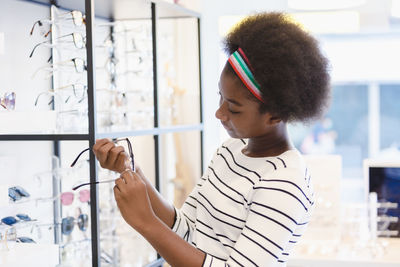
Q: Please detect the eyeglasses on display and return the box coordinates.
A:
[34,83,87,107]
[34,91,70,107]
[71,138,135,191]
[59,83,87,100]
[29,32,86,58]
[0,92,16,110]
[32,57,87,79]
[30,10,86,37]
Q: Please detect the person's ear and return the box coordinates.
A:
[270,116,282,125]
[263,113,282,126]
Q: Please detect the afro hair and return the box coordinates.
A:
[223,12,331,123]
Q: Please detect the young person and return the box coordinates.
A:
[93,12,330,267]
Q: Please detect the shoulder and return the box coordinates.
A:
[262,149,305,179]
[254,150,315,207]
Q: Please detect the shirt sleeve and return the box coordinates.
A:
[171,166,212,242]
[202,173,313,267]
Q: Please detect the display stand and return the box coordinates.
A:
[0,0,203,266]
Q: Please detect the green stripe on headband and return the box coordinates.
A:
[228,49,264,103]
[232,52,260,89]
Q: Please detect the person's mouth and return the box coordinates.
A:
[221,122,231,130]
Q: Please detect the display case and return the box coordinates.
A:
[0,0,202,266]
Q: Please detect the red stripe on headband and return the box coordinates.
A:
[228,57,264,103]
[237,48,254,72]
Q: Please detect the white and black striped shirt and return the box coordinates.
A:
[172,138,315,267]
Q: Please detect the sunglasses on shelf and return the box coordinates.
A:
[60,190,90,205]
[29,32,86,58]
[8,186,30,202]
[16,236,36,243]
[30,10,86,37]
[71,138,135,191]
[62,213,89,235]
[35,189,90,206]
[1,214,34,226]
[0,92,16,110]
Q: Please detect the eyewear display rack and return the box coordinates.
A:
[0,0,203,266]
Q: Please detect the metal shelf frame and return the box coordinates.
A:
[2,0,202,266]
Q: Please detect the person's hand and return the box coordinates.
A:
[114,169,157,231]
[92,138,130,173]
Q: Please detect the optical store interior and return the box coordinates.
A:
[1,0,400,266]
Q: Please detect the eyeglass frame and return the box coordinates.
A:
[31,57,87,80]
[29,32,86,59]
[30,10,86,37]
[71,138,134,191]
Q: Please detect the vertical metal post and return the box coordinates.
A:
[49,4,62,248]
[152,2,161,193]
[85,0,100,266]
[197,17,204,175]
[52,142,62,245]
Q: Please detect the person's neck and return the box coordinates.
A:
[242,123,294,157]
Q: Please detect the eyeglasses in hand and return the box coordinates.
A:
[71,138,134,191]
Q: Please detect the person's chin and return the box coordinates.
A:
[225,128,239,138]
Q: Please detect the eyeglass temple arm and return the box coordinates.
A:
[70,148,90,167]
[126,140,135,171]
[72,179,116,191]
[30,20,42,35]
[29,40,51,58]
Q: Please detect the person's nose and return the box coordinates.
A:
[215,101,228,121]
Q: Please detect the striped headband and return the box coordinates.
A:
[228,48,264,103]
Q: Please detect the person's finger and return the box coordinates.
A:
[130,171,142,184]
[115,177,127,191]
[113,185,121,197]
[93,138,111,153]
[96,142,115,164]
[120,169,133,184]
[106,146,125,166]
[115,152,130,171]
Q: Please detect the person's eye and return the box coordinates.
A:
[228,109,240,114]
[218,92,223,104]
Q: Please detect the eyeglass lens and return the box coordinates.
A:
[60,190,90,205]
[61,214,88,235]
[0,92,16,110]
